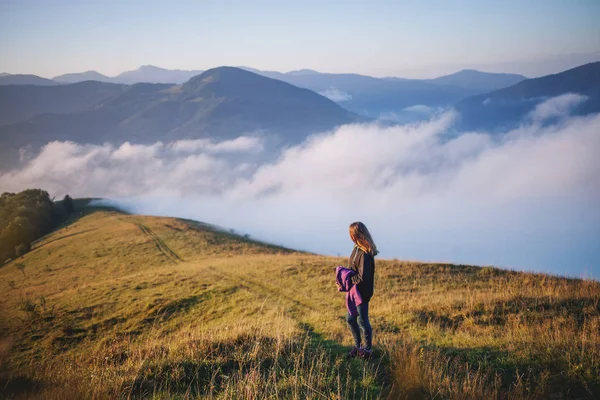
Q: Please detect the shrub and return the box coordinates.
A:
[15,242,30,257]
[15,262,26,276]
[18,299,37,317]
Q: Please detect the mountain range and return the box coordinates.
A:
[0,62,598,171]
[244,69,481,117]
[2,66,529,118]
[53,65,205,84]
[38,66,526,93]
[0,67,360,169]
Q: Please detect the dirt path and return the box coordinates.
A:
[132,221,183,264]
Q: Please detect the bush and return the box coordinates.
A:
[15,262,26,276]
[15,242,30,257]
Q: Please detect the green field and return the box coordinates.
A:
[1,204,598,399]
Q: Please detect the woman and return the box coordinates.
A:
[346,221,378,359]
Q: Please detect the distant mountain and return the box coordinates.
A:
[423,69,526,92]
[455,62,600,131]
[0,67,360,169]
[248,70,478,117]
[0,74,58,86]
[53,70,112,83]
[111,65,204,84]
[0,81,126,126]
[43,66,527,117]
[286,69,321,76]
[52,66,206,85]
[0,73,10,77]
[108,67,361,144]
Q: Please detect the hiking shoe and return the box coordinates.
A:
[347,346,360,358]
[358,348,372,359]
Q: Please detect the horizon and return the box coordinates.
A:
[1,1,599,79]
[2,58,600,82]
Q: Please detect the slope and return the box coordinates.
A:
[0,203,598,399]
[0,81,126,126]
[456,62,600,130]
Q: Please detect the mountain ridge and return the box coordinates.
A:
[0,74,58,86]
[455,61,600,130]
[423,69,526,91]
[3,66,533,119]
[0,67,360,170]
[53,70,113,83]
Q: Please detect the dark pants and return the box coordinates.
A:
[346,301,372,350]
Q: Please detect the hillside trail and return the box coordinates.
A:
[129,220,183,263]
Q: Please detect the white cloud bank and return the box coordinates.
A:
[379,105,443,123]
[318,87,353,102]
[1,96,599,277]
[527,93,588,123]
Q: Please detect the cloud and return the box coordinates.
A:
[379,105,442,123]
[318,87,352,102]
[169,136,264,154]
[402,105,435,114]
[528,93,588,123]
[0,137,263,197]
[112,142,163,161]
[1,97,599,277]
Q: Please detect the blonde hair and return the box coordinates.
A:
[349,221,378,256]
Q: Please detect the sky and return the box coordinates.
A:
[1,0,599,78]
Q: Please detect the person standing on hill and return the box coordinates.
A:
[345,221,378,359]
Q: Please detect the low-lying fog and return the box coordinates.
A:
[2,94,598,278]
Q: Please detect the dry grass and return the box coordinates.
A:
[0,207,598,399]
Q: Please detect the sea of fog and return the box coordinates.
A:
[2,95,599,279]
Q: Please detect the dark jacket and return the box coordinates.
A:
[348,245,375,301]
[335,266,363,316]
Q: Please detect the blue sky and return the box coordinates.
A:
[1,0,599,78]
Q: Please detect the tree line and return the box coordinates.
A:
[0,189,74,263]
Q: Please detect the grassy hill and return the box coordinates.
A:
[0,203,598,399]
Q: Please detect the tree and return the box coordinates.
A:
[0,189,54,262]
[63,194,74,214]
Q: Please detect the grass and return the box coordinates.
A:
[0,205,598,399]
